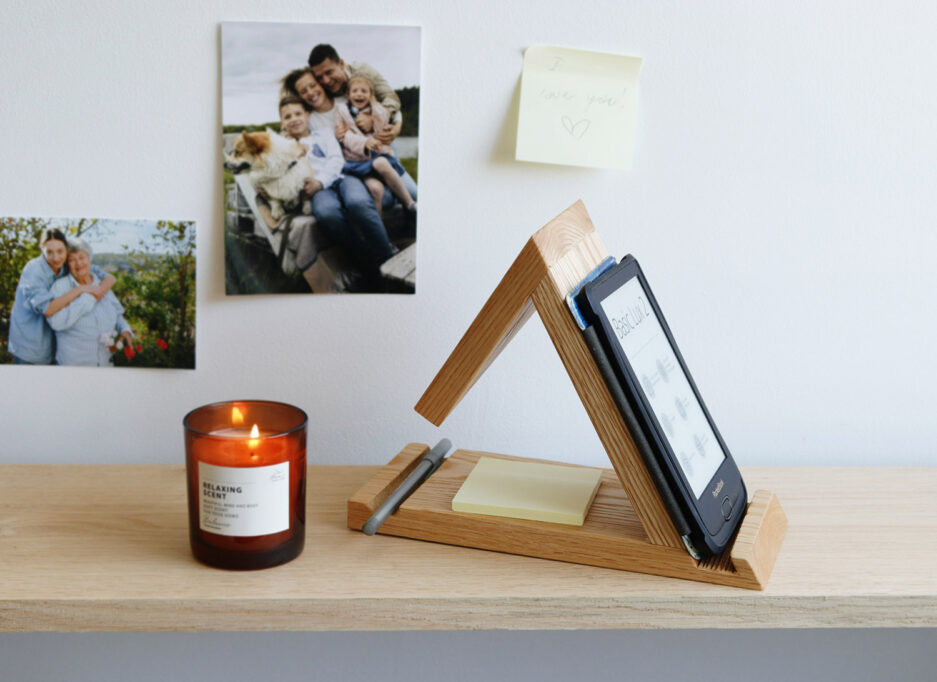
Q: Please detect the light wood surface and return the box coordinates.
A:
[531,271,684,549]
[1,464,935,632]
[414,201,684,547]
[414,200,600,426]
[408,202,786,586]
[348,447,781,590]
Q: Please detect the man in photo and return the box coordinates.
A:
[308,43,402,145]
[306,44,418,220]
[221,23,420,295]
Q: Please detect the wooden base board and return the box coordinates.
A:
[348,444,788,590]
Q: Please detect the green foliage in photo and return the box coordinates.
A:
[0,217,196,368]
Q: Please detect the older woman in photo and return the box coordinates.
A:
[7,228,115,364]
[47,239,132,367]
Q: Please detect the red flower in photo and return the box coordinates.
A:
[156,338,168,350]
[124,345,136,360]
[136,344,143,353]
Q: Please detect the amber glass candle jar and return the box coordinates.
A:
[184,400,307,569]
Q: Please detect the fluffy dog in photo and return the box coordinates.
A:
[226,129,314,222]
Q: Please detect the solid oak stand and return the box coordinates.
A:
[347,201,787,589]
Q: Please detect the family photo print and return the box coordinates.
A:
[222,22,421,295]
[1,216,196,369]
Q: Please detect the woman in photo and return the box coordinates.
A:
[7,228,115,364]
[277,85,398,279]
[282,67,418,213]
[47,239,132,367]
[285,67,388,210]
[283,67,343,132]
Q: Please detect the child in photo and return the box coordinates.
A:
[280,96,315,142]
[277,96,345,194]
[278,95,398,279]
[335,75,417,219]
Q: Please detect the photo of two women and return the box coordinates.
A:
[0,217,196,369]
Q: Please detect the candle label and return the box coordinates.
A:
[198,461,289,536]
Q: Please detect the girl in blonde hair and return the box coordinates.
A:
[335,75,416,220]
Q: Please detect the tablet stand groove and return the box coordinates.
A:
[348,201,787,589]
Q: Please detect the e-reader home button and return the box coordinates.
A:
[721,496,733,520]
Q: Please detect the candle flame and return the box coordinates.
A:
[231,406,245,425]
[248,423,260,449]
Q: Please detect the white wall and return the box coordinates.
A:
[3,0,936,468]
[4,2,935,679]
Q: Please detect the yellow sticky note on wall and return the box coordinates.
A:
[516,45,643,170]
[451,457,603,526]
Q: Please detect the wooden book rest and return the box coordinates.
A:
[348,201,787,589]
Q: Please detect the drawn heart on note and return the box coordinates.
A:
[561,116,590,139]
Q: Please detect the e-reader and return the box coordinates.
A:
[576,255,747,557]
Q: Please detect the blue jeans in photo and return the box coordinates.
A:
[311,176,396,272]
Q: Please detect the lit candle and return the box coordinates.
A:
[184,400,307,570]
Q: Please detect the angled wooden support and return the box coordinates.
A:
[415,201,606,426]
[351,201,787,589]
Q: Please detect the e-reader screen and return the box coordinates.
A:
[599,276,726,499]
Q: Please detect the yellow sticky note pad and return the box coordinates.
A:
[516,45,643,170]
[451,457,603,526]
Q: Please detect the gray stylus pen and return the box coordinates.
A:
[362,439,452,536]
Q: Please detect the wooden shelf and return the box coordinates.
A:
[1,464,935,632]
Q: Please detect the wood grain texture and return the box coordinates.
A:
[414,200,594,426]
[347,442,429,523]
[728,491,788,587]
[413,238,544,426]
[349,447,781,590]
[531,276,683,549]
[412,200,679,547]
[411,200,783,573]
[1,464,936,631]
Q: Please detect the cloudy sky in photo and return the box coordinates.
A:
[48,218,182,255]
[222,22,421,126]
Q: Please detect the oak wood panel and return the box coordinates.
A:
[1,464,936,631]
[414,200,599,426]
[348,447,782,589]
